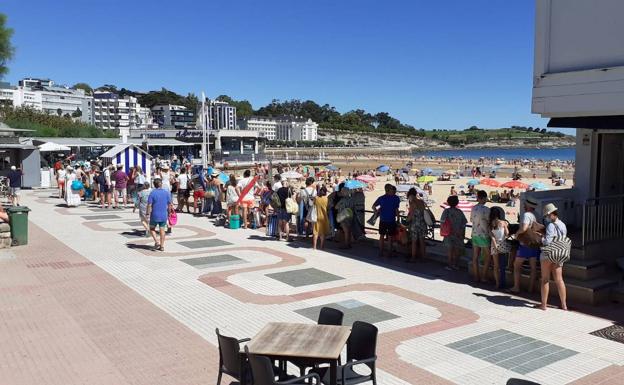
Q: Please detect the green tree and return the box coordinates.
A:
[71,107,82,118]
[71,82,93,95]
[56,108,62,116]
[0,14,14,79]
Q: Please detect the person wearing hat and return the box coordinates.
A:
[538,203,568,310]
[204,170,223,217]
[510,198,541,294]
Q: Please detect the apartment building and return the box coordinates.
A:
[197,99,237,130]
[92,92,150,136]
[151,104,195,128]
[237,116,277,140]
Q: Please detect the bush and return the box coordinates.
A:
[0,106,110,137]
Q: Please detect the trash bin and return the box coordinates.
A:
[6,206,31,246]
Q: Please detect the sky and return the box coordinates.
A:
[1,0,549,130]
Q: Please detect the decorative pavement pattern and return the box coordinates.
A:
[0,190,623,384]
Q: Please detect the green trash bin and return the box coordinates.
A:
[6,206,31,246]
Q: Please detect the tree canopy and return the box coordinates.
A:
[71,82,93,95]
[0,14,15,79]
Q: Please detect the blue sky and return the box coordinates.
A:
[1,0,548,130]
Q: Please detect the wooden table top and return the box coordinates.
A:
[247,322,351,360]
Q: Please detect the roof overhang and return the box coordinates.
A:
[548,116,624,129]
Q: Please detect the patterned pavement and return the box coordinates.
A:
[1,190,623,385]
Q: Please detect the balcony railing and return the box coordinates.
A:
[582,194,624,246]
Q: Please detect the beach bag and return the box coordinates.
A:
[168,211,178,227]
[440,218,452,237]
[205,186,216,199]
[517,221,545,249]
[336,208,353,224]
[270,192,281,209]
[266,214,279,237]
[286,197,299,214]
[541,225,571,266]
[261,191,273,206]
[494,239,512,254]
[71,180,84,191]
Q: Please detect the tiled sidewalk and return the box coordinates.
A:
[1,190,623,385]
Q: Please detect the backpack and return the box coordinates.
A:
[440,217,452,237]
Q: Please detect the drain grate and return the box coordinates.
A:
[591,325,624,344]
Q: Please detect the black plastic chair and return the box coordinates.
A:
[293,307,345,376]
[313,321,378,385]
[216,328,251,385]
[318,307,344,326]
[245,346,321,385]
[506,379,541,385]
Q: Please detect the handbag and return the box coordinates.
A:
[516,221,545,249]
[541,224,571,266]
[440,218,452,237]
[71,180,84,191]
[168,211,178,227]
[494,239,512,254]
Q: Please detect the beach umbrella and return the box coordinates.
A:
[551,167,564,173]
[325,165,338,171]
[480,178,501,187]
[423,167,434,174]
[281,170,303,179]
[377,165,390,172]
[440,200,475,213]
[530,182,549,190]
[356,175,376,183]
[445,169,457,175]
[501,180,529,189]
[467,179,480,186]
[417,175,436,183]
[344,179,366,190]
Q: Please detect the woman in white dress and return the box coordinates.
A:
[65,167,82,207]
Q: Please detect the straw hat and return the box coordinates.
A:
[543,203,558,216]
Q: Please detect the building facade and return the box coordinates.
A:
[0,78,94,124]
[197,100,237,130]
[237,116,276,140]
[151,104,194,129]
[93,92,150,136]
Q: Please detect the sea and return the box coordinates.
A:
[413,147,575,161]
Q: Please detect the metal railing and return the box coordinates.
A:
[581,194,624,246]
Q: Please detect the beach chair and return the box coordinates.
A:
[423,208,437,240]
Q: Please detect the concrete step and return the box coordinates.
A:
[563,259,606,281]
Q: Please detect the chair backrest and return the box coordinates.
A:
[216,328,242,379]
[318,307,344,326]
[347,321,378,364]
[245,346,277,385]
[506,379,541,385]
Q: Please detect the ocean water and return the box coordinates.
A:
[414,147,575,161]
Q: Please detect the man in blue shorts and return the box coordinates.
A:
[372,184,400,257]
[147,178,173,251]
[510,198,540,293]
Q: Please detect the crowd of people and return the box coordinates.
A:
[50,154,571,310]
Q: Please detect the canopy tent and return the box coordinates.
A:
[100,144,152,179]
[38,142,71,152]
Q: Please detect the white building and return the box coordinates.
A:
[238,116,277,140]
[151,104,194,128]
[239,116,318,141]
[197,99,237,130]
[93,91,149,137]
[0,78,94,124]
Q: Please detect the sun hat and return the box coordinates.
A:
[211,170,220,177]
[543,203,558,216]
[525,198,538,208]
[10,166,15,170]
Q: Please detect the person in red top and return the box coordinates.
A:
[112,164,129,209]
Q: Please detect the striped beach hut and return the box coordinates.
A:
[100,144,152,179]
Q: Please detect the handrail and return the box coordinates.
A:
[581,194,624,246]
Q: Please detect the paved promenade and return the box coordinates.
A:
[1,190,623,385]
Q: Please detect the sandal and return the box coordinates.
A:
[158,246,165,252]
[154,243,160,250]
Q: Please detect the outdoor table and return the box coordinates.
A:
[247,322,351,385]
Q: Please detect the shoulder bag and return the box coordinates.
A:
[541,224,571,266]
